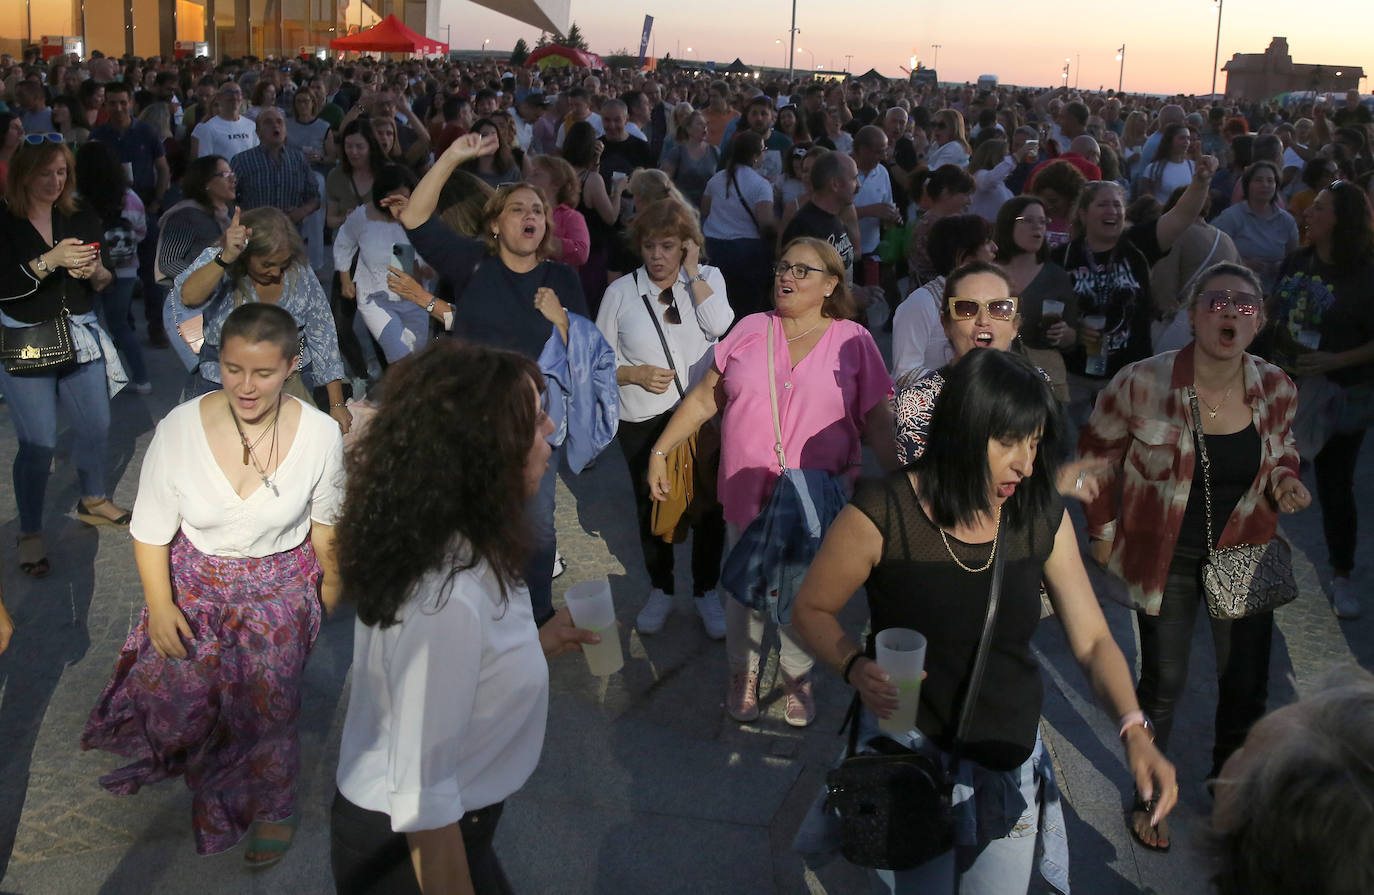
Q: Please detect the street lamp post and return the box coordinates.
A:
[844,54,852,73]
[931,43,941,69]
[1075,53,1080,89]
[787,0,798,83]
[796,47,816,72]
[1210,0,1224,98]
[1117,44,1125,93]
[1063,57,1070,87]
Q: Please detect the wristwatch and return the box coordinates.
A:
[425,296,438,314]
[683,271,707,286]
[34,254,50,272]
[212,251,230,268]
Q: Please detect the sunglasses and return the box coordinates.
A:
[947,296,1018,321]
[22,132,64,145]
[1198,289,1260,315]
[773,261,825,280]
[658,288,681,325]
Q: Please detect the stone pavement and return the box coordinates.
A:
[0,334,1370,895]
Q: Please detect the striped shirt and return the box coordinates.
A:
[230,145,318,212]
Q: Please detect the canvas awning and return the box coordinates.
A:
[463,0,570,36]
[329,14,447,54]
[524,45,606,70]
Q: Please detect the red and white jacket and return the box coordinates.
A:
[1078,343,1301,615]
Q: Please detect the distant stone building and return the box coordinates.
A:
[1222,37,1364,100]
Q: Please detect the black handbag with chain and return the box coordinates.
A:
[1187,387,1298,619]
[0,307,76,377]
[823,542,1007,871]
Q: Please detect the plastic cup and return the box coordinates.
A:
[563,580,623,676]
[1297,329,1321,350]
[875,628,926,734]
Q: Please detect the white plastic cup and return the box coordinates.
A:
[1041,299,1065,317]
[1297,329,1321,350]
[875,628,926,734]
[563,580,623,676]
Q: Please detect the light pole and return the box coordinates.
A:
[796,47,816,73]
[482,37,490,57]
[1062,57,1071,87]
[1210,0,1224,98]
[931,43,941,69]
[844,54,852,73]
[787,0,799,83]
[1116,44,1125,93]
[1075,53,1081,89]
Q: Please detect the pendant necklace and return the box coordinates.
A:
[228,395,282,495]
[939,505,1001,573]
[785,320,822,343]
[1195,371,1240,420]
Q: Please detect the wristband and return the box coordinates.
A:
[534,606,557,628]
[1119,710,1155,743]
[213,251,230,268]
[839,649,864,685]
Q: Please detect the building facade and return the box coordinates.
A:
[1222,37,1365,100]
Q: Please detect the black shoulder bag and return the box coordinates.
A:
[1,214,78,377]
[823,541,1007,871]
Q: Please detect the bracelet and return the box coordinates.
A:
[331,402,348,408]
[1118,710,1154,743]
[650,448,667,457]
[425,296,437,313]
[839,649,864,685]
[213,252,231,268]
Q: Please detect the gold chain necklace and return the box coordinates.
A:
[938,505,1001,573]
[1195,370,1242,420]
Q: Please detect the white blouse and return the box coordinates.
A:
[596,266,735,423]
[332,206,430,306]
[336,552,549,832]
[891,276,953,384]
[129,394,345,558]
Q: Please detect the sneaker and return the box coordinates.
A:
[1333,577,1361,620]
[131,381,153,395]
[726,667,760,722]
[636,588,673,634]
[782,673,816,727]
[694,591,726,640]
[551,551,567,579]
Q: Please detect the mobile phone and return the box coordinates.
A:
[391,242,415,272]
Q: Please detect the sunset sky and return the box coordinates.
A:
[439,0,1371,97]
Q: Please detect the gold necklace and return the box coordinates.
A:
[938,505,1001,573]
[1195,371,1241,419]
[785,320,822,343]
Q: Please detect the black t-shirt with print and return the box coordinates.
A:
[1268,247,1374,387]
[1055,221,1168,377]
[782,201,855,281]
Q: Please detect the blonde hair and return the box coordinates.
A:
[223,207,308,302]
[629,168,692,211]
[934,109,970,154]
[139,101,173,140]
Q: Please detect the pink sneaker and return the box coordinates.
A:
[782,673,816,727]
[726,667,760,722]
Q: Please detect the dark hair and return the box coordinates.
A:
[1150,123,1189,163]
[74,140,128,226]
[1325,180,1374,272]
[1229,134,1255,171]
[339,118,385,177]
[1163,183,1212,218]
[1301,155,1337,191]
[943,259,1015,303]
[1126,194,1161,226]
[337,343,544,627]
[183,154,226,206]
[994,195,1048,263]
[914,348,1062,530]
[1240,160,1281,204]
[102,81,133,99]
[561,120,599,168]
[1063,101,1089,127]
[928,214,991,277]
[808,149,850,192]
[726,129,764,184]
[220,302,299,361]
[926,163,975,200]
[370,163,417,212]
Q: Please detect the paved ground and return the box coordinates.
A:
[0,323,1370,895]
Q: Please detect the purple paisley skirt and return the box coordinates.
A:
[80,533,323,855]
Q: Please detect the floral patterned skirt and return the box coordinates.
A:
[80,534,323,855]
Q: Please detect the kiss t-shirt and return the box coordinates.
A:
[1056,221,1167,377]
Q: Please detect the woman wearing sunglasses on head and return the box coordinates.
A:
[1077,262,1310,853]
[647,238,897,728]
[0,132,131,579]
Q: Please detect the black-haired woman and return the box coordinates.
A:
[995,195,1079,398]
[77,140,151,392]
[330,343,597,894]
[701,130,776,318]
[155,153,235,286]
[83,303,345,866]
[1269,181,1374,619]
[793,348,1177,894]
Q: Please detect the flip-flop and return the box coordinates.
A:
[75,499,132,528]
[244,815,298,868]
[1127,792,1171,852]
[17,535,49,578]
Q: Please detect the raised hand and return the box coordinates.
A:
[221,208,252,264]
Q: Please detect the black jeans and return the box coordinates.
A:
[1313,428,1366,573]
[330,790,511,895]
[616,411,725,595]
[1135,546,1274,776]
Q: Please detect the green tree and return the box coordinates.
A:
[559,23,589,51]
[603,47,637,70]
[511,38,530,65]
[535,32,551,48]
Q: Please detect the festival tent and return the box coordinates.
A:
[856,68,890,82]
[724,58,753,74]
[524,45,607,70]
[329,15,448,54]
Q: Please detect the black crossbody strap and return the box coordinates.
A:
[639,291,685,398]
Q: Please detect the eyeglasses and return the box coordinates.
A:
[947,296,1018,321]
[658,288,681,325]
[21,132,63,145]
[773,261,825,280]
[1013,216,1047,228]
[1198,289,1260,315]
[213,170,237,179]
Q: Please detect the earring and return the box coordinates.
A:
[825,291,833,298]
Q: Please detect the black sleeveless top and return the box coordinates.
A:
[852,472,1064,771]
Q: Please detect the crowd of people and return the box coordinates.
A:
[0,44,1371,894]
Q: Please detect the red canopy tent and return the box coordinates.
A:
[524,45,606,70]
[329,14,448,55]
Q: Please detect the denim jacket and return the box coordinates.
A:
[539,312,619,473]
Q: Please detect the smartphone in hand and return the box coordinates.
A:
[391,242,416,273]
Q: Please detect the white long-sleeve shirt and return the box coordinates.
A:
[891,276,953,384]
[970,157,1015,223]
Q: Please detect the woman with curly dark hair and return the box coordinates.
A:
[330,342,597,894]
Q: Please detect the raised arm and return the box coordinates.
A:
[1155,153,1218,249]
[397,131,498,231]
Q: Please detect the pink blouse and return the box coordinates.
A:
[714,312,893,527]
[552,204,590,268]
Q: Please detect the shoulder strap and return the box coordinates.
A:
[639,290,685,398]
[950,531,1006,759]
[765,316,786,471]
[731,170,762,234]
[1186,386,1217,556]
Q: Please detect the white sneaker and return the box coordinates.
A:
[694,591,726,640]
[1333,577,1361,620]
[636,588,674,634]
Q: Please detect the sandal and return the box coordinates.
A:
[1128,791,1171,852]
[75,499,132,528]
[244,814,298,868]
[16,534,49,578]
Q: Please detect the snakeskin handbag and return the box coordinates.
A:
[1188,388,1298,620]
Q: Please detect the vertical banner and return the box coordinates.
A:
[637,15,654,68]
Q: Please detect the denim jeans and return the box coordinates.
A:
[0,359,110,533]
[98,276,149,383]
[872,834,1037,895]
[357,293,432,363]
[522,442,560,620]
